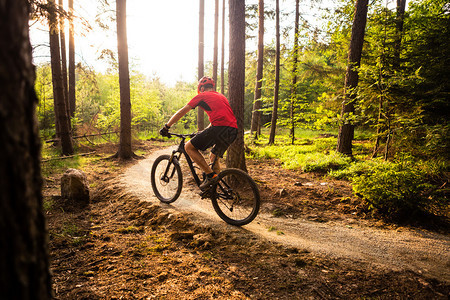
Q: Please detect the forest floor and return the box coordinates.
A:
[43,140,450,299]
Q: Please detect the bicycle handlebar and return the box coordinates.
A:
[166,132,197,139]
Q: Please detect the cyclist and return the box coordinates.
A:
[160,76,238,191]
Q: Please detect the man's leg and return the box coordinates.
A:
[185,141,214,174]
[210,152,220,174]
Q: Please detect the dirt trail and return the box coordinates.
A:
[122,148,450,283]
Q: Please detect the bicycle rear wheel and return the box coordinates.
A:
[210,168,260,226]
[151,155,183,203]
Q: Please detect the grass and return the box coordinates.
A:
[245,128,376,177]
[40,139,121,215]
[247,128,448,220]
[248,136,354,173]
[41,153,82,178]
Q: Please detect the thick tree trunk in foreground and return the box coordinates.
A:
[226,0,246,171]
[0,1,52,298]
[268,0,280,145]
[49,0,73,155]
[116,0,133,159]
[336,0,369,156]
[250,0,264,140]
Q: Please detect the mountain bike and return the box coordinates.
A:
[150,132,260,226]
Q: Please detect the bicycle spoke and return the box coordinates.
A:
[211,169,260,226]
[151,155,182,203]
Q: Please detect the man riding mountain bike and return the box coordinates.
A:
[160,76,237,191]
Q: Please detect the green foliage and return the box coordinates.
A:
[160,80,197,130]
[249,128,448,221]
[96,72,121,131]
[74,64,102,128]
[41,145,82,177]
[35,63,55,138]
[249,133,352,172]
[352,155,448,219]
[130,72,163,130]
[301,152,352,172]
[328,158,382,180]
[35,63,198,138]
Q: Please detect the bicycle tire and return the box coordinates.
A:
[210,168,260,226]
[151,155,183,203]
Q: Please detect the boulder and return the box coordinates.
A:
[61,168,90,205]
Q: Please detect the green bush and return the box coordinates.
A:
[328,159,383,180]
[249,142,351,172]
[300,152,352,173]
[352,156,448,219]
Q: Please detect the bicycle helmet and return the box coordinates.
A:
[197,76,215,94]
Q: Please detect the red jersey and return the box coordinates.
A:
[187,91,237,128]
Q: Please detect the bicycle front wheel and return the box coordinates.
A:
[210,168,260,226]
[151,155,183,203]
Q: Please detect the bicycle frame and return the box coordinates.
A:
[164,133,203,187]
[153,131,261,225]
[164,133,229,196]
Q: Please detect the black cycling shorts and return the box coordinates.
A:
[190,126,238,158]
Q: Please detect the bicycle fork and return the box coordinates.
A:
[162,152,179,182]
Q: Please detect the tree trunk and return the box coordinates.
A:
[49,0,73,155]
[374,0,405,159]
[226,0,246,171]
[0,1,52,298]
[213,0,219,85]
[59,0,69,122]
[116,0,134,159]
[198,0,205,130]
[393,0,406,70]
[268,0,280,145]
[68,0,76,118]
[290,0,300,145]
[250,0,264,140]
[220,0,226,95]
[372,93,383,158]
[336,0,369,156]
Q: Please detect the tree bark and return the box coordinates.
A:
[250,0,264,140]
[220,0,226,95]
[213,0,219,85]
[68,0,76,118]
[336,0,369,156]
[372,93,384,158]
[59,0,69,121]
[268,0,280,145]
[49,0,73,155]
[198,0,205,130]
[290,0,300,145]
[393,0,406,70]
[0,1,52,298]
[116,0,133,159]
[226,0,246,171]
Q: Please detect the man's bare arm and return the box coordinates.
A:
[166,104,193,127]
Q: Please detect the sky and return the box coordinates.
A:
[30,0,226,86]
[29,0,332,86]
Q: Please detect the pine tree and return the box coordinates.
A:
[250,0,264,139]
[226,0,247,171]
[337,0,369,156]
[115,0,134,159]
[0,1,52,297]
